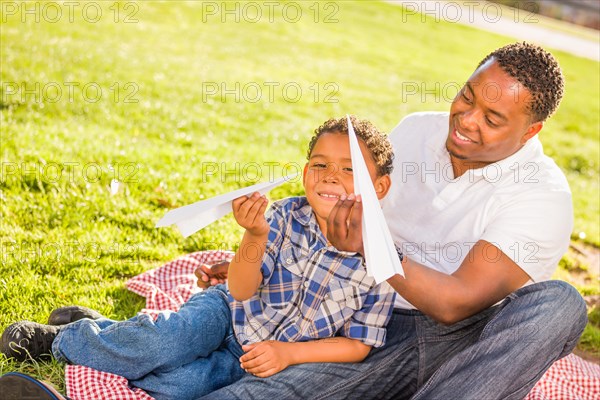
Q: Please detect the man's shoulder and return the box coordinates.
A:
[400,111,449,122]
[393,111,448,129]
[495,138,571,195]
[389,111,448,142]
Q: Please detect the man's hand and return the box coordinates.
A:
[232,192,269,236]
[239,341,293,378]
[195,261,230,288]
[327,194,364,255]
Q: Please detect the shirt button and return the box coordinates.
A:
[286,258,293,264]
[346,296,353,302]
[303,281,309,288]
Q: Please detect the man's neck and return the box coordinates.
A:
[450,156,489,179]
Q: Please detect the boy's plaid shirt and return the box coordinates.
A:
[229,196,396,348]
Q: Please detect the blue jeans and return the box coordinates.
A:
[52,285,245,400]
[199,280,587,400]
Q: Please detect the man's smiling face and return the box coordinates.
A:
[446,59,542,175]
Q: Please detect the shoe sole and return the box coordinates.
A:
[0,372,66,399]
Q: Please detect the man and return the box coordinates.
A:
[197,42,587,399]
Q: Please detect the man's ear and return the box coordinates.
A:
[374,175,391,200]
[521,121,543,144]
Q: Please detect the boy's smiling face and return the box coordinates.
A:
[303,131,390,236]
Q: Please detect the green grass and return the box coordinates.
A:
[1,0,598,391]
[579,306,600,355]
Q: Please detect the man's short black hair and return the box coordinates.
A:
[477,42,564,122]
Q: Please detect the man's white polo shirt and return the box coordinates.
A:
[381,112,573,310]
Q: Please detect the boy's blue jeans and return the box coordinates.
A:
[52,285,245,400]
[199,280,587,400]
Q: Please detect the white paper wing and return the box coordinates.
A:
[156,173,298,237]
[347,115,404,283]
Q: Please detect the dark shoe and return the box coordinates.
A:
[0,372,67,399]
[47,306,104,325]
[1,322,60,362]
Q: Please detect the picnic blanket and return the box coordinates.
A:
[65,250,600,400]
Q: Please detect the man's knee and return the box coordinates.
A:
[545,281,588,356]
[543,280,586,326]
[519,280,587,349]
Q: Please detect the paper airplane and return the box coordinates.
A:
[156,173,298,237]
[347,115,404,283]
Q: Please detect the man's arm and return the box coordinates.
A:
[327,197,529,325]
[227,192,269,301]
[388,240,529,324]
[239,338,371,378]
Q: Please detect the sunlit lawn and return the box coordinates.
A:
[1,0,598,391]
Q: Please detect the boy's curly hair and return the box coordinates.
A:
[306,115,394,176]
[477,42,564,122]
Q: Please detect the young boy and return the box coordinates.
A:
[2,116,396,400]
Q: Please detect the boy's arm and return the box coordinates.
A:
[228,192,269,301]
[239,338,371,378]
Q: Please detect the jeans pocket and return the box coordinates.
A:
[326,280,363,311]
[304,280,364,338]
[278,244,309,275]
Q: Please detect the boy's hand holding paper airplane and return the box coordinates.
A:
[232,192,270,236]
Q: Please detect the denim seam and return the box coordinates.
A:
[411,349,443,399]
[479,297,513,340]
[313,340,419,400]
[416,338,426,388]
[414,316,425,388]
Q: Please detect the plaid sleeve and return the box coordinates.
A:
[259,200,289,285]
[340,282,396,348]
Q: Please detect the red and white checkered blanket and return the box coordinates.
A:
[65,251,600,400]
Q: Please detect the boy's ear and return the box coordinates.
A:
[374,175,391,200]
[302,163,309,187]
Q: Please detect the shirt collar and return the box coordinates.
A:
[291,197,362,257]
[291,197,314,227]
[469,136,540,183]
